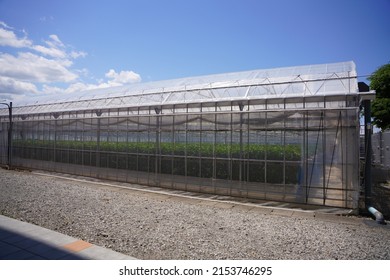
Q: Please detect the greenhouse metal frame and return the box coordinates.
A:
[0,61,374,209]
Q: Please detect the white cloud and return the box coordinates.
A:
[43,82,104,94]
[32,34,68,59]
[0,21,12,29]
[0,26,32,48]
[41,69,142,95]
[32,44,67,59]
[66,82,109,92]
[0,21,141,100]
[0,52,77,83]
[105,69,142,85]
[0,23,83,96]
[47,34,63,47]
[39,16,54,23]
[0,76,38,94]
[70,50,87,59]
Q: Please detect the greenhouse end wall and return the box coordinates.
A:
[0,62,366,209]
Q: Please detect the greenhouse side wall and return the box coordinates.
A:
[2,96,361,209]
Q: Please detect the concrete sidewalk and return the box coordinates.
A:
[0,215,136,260]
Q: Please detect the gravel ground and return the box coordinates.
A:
[0,168,389,260]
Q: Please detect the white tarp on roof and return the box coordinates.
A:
[2,61,358,115]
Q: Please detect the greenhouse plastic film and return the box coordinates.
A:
[0,61,368,209]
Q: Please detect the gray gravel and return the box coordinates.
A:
[0,168,389,260]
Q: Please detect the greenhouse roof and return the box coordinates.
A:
[2,61,359,116]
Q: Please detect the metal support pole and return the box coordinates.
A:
[363,99,372,208]
[239,103,244,183]
[0,102,12,169]
[8,102,12,169]
[154,107,161,179]
[96,110,102,169]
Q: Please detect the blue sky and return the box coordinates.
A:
[0,0,389,101]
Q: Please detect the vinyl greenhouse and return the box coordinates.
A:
[0,61,374,209]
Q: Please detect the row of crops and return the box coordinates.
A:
[13,139,301,160]
[12,139,302,185]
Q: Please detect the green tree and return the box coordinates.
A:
[368,63,390,130]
